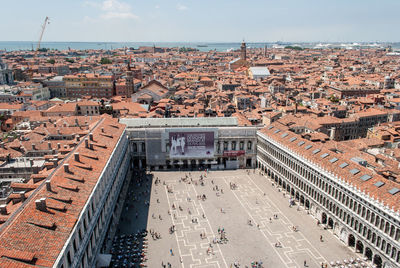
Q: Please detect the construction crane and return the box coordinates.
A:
[36,16,50,51]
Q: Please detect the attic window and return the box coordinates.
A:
[289,137,297,142]
[339,162,349,168]
[281,133,288,138]
[360,174,372,181]
[298,141,305,146]
[374,181,385,187]
[305,145,312,150]
[274,129,281,134]
[388,187,400,195]
[329,157,338,163]
[349,168,360,175]
[267,125,274,130]
[321,153,329,158]
[312,149,321,154]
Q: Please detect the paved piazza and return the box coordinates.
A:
[118,170,359,268]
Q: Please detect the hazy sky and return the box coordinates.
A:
[1,0,400,42]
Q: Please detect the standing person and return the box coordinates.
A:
[181,136,186,154]
[170,248,174,256]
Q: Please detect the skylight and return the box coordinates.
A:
[267,125,274,129]
[339,162,349,168]
[388,187,400,195]
[281,133,288,138]
[350,168,360,175]
[298,141,305,146]
[289,137,297,142]
[360,174,372,181]
[374,181,385,187]
[321,153,329,158]
[274,129,280,134]
[305,145,312,150]
[329,157,338,163]
[312,149,321,154]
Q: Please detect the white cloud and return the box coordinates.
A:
[177,4,188,11]
[85,0,138,20]
[155,5,160,9]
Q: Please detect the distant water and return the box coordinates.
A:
[0,41,399,52]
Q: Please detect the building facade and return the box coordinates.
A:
[64,73,114,98]
[257,124,400,268]
[122,117,258,171]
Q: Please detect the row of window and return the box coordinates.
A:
[61,137,129,268]
[257,138,400,264]
[258,138,400,243]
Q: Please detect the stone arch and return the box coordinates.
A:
[300,195,305,205]
[321,212,327,225]
[305,199,310,209]
[348,233,356,248]
[365,247,373,260]
[373,254,382,268]
[328,217,334,229]
[356,240,364,254]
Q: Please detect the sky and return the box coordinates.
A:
[1,0,400,43]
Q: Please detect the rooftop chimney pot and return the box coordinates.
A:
[45,180,51,192]
[74,153,80,162]
[64,164,70,173]
[0,204,7,215]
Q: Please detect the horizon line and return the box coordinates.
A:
[0,40,399,44]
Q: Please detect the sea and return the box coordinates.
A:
[0,41,399,52]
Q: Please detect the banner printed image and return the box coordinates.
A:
[169,132,214,158]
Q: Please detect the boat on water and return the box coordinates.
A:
[197,44,208,47]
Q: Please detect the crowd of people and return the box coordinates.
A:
[109,230,148,267]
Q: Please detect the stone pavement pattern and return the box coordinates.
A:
[119,170,359,268]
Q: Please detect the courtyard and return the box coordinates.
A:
[113,169,368,268]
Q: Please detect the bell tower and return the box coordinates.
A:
[240,41,246,61]
[126,56,134,97]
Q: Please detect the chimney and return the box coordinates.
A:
[35,198,47,211]
[76,135,80,142]
[32,144,36,150]
[46,180,51,192]
[64,164,70,173]
[89,143,94,150]
[330,127,336,140]
[48,142,52,150]
[57,143,61,149]
[74,153,80,162]
[89,133,93,141]
[0,204,7,215]
[85,138,89,148]
[101,127,104,133]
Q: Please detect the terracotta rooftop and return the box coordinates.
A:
[0,115,125,267]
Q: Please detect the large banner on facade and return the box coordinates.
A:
[169,131,214,158]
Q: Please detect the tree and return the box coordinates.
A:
[47,59,55,64]
[65,58,75,63]
[284,46,303,51]
[100,57,112,64]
